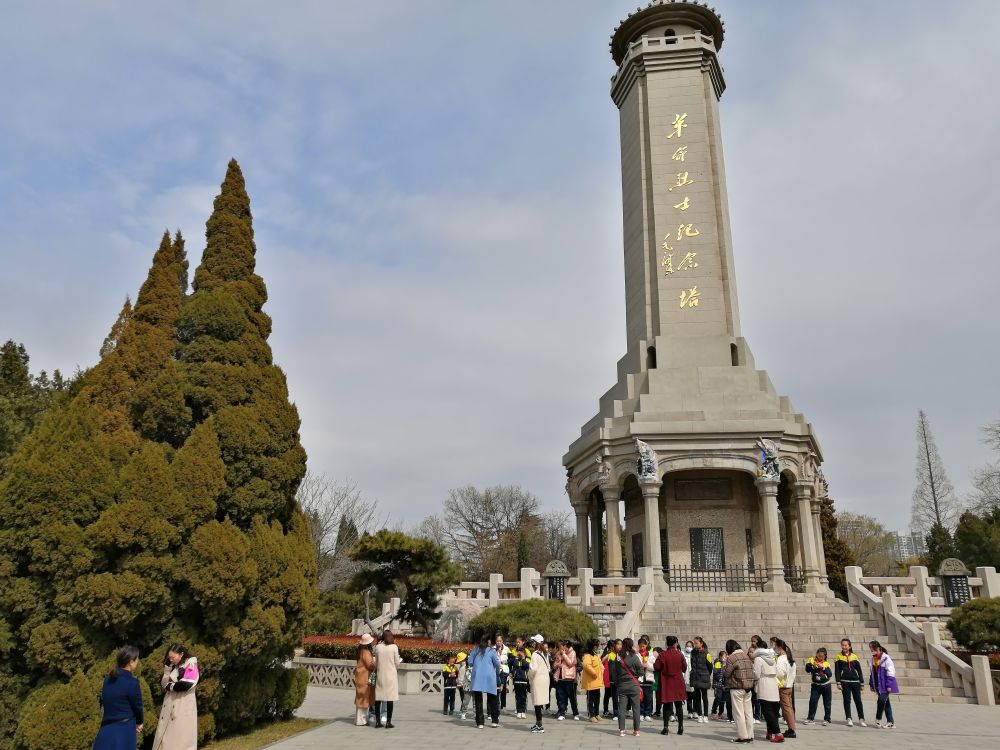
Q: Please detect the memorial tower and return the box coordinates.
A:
[564,0,829,594]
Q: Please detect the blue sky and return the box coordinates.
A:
[2,1,998,530]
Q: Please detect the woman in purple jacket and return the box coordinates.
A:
[868,641,899,728]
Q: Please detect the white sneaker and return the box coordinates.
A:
[822,720,829,726]
[754,719,760,725]
[860,720,868,727]
[557,715,565,721]
[884,723,894,729]
[491,722,500,728]
[847,719,853,727]
[703,716,710,723]
[573,715,581,721]
[874,722,882,728]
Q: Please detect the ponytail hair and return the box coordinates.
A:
[775,638,794,665]
[109,645,139,680]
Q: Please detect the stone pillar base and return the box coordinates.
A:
[763,570,791,592]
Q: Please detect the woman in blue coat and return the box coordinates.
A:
[468,635,502,729]
[93,646,143,750]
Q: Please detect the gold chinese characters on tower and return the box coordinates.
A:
[661,112,700,309]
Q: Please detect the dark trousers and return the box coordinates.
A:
[603,686,618,714]
[876,693,894,724]
[692,687,709,716]
[712,687,732,718]
[587,688,601,718]
[751,688,761,720]
[534,705,544,727]
[808,684,832,722]
[617,687,642,732]
[640,683,654,716]
[443,687,456,713]
[761,699,781,736]
[498,674,508,709]
[662,701,684,732]
[556,680,578,717]
[513,683,528,713]
[687,690,695,714]
[473,692,499,726]
[374,700,393,725]
[841,682,865,720]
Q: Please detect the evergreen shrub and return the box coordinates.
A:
[948,597,1000,652]
[467,600,598,643]
[302,636,471,664]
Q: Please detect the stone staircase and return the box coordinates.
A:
[636,591,974,704]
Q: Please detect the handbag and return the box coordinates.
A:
[368,670,378,687]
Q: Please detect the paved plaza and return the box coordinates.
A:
[273,686,1000,750]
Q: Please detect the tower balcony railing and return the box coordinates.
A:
[611,31,716,83]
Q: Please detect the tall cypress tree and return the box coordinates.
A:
[174,159,314,734]
[0,162,315,748]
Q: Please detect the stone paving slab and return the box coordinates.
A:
[275,687,1000,750]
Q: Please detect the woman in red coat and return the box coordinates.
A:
[654,636,688,736]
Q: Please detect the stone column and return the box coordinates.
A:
[756,477,790,592]
[786,505,802,569]
[590,505,603,571]
[795,485,824,593]
[573,502,590,573]
[812,501,829,584]
[603,488,624,577]
[640,481,663,573]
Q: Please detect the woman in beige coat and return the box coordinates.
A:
[354,634,377,726]
[373,630,403,728]
[152,644,199,750]
[527,635,551,734]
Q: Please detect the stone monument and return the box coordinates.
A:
[565,0,828,594]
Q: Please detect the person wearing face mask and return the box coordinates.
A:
[689,637,713,724]
[753,643,783,743]
[683,641,696,719]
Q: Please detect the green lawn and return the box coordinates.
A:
[202,718,325,750]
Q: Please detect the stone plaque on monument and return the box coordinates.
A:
[675,478,732,502]
[544,560,570,602]
[938,558,972,607]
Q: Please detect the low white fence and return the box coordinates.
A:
[846,565,998,706]
[352,566,660,640]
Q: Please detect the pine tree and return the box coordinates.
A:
[99,298,133,358]
[820,496,856,600]
[923,522,958,573]
[911,410,961,534]
[350,530,461,635]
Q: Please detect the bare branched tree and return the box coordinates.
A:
[533,510,577,570]
[836,512,896,575]
[911,410,962,534]
[969,418,1000,513]
[415,486,578,579]
[296,471,382,590]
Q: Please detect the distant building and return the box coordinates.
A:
[892,531,926,562]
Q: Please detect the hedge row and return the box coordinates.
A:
[302,640,469,664]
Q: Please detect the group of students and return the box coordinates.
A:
[436,632,901,742]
